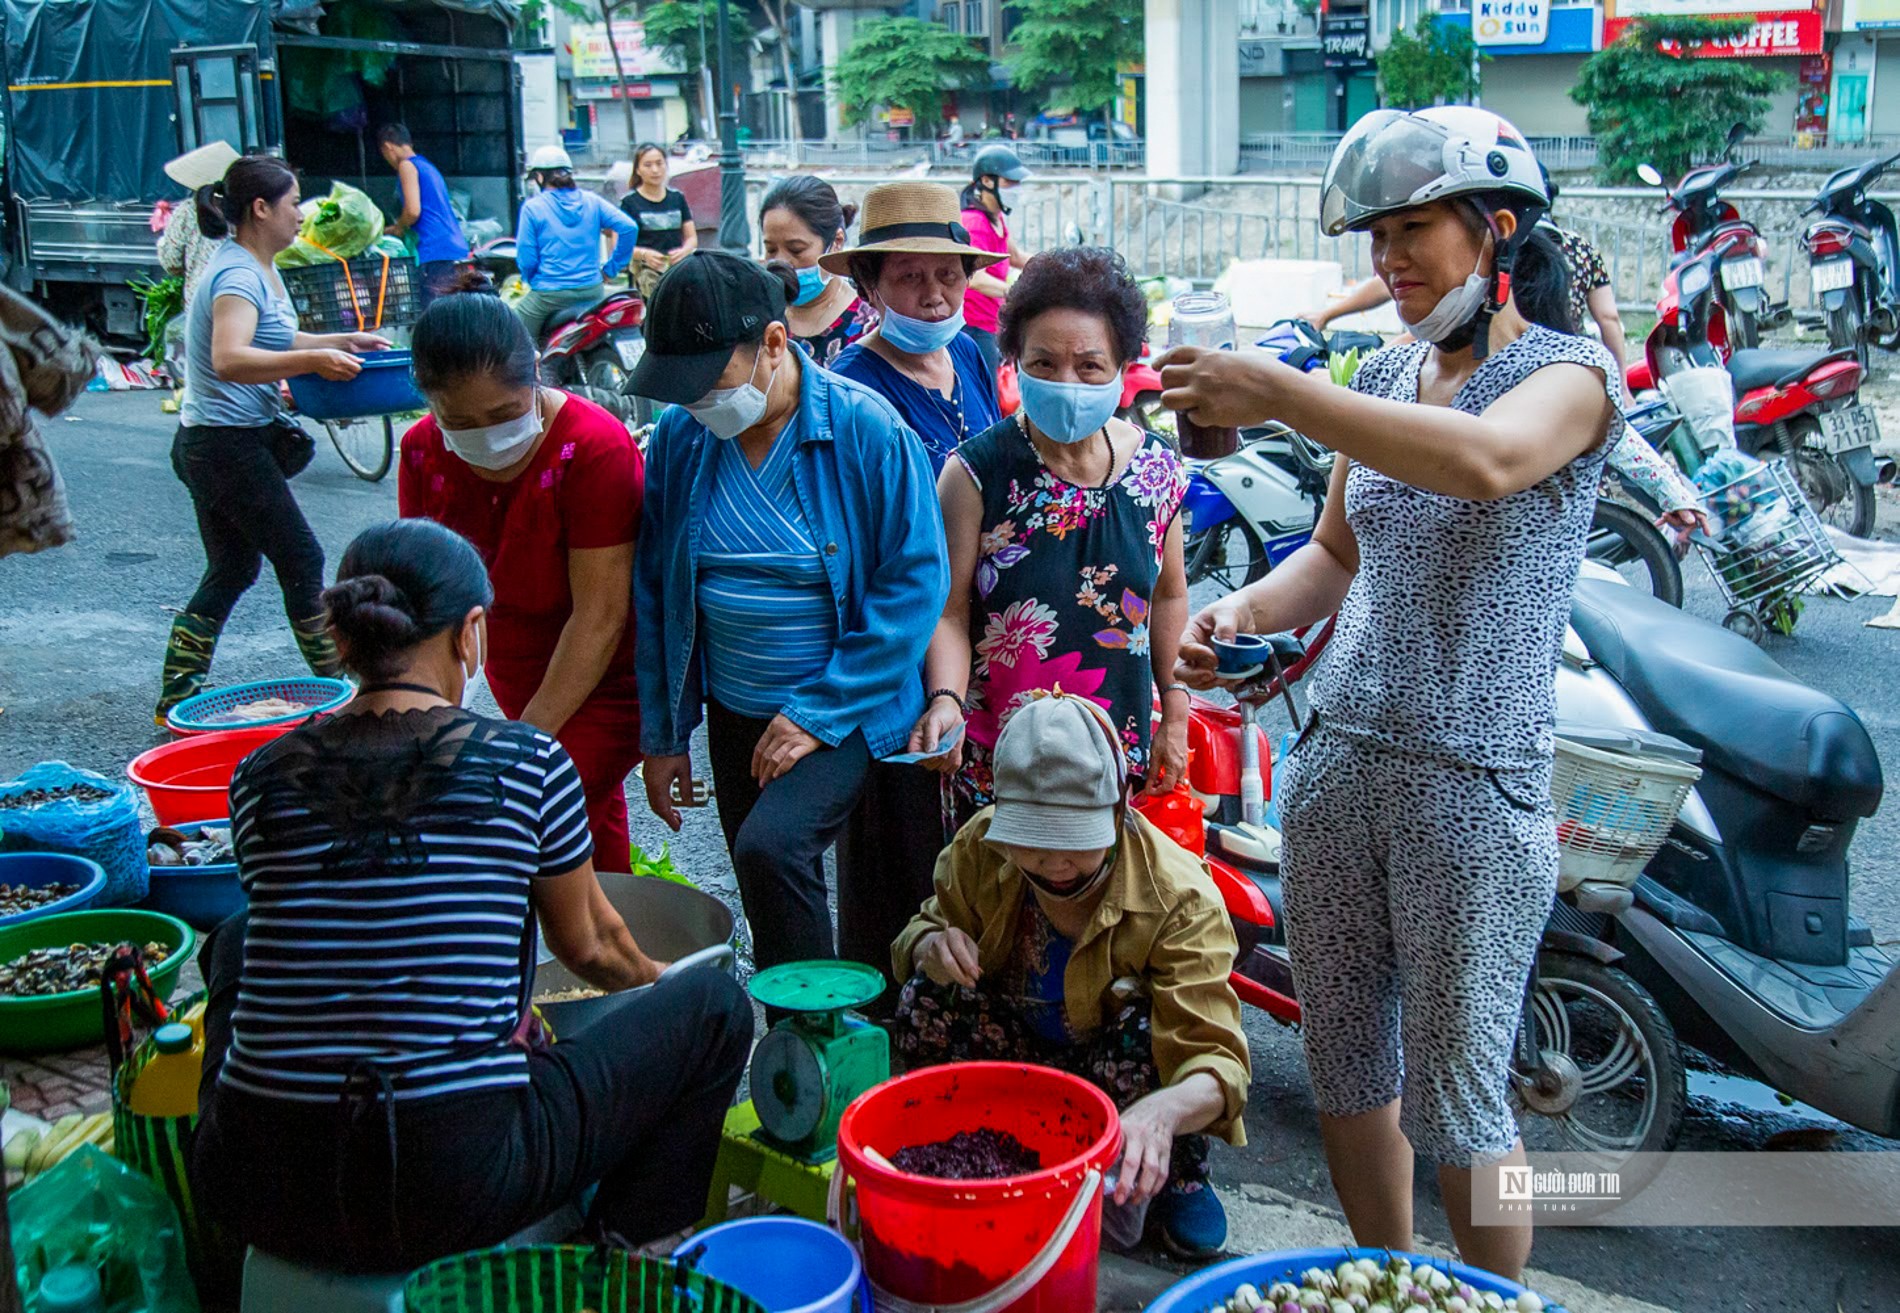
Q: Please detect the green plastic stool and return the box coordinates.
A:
[701,1099,836,1226]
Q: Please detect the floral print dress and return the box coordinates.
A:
[951,415,1188,818]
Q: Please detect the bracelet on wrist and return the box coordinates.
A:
[1159,682,1192,700]
[928,688,967,713]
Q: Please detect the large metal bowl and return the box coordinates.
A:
[531,873,736,1037]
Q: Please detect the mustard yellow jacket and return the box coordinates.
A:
[892,808,1251,1145]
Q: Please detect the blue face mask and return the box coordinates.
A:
[792,264,829,307]
[1017,370,1123,445]
[878,304,965,355]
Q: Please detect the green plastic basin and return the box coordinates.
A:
[0,909,195,1052]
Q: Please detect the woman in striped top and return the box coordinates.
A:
[189,519,751,1273]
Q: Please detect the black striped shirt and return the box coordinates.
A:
[221,709,593,1102]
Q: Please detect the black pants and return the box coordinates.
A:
[171,423,326,626]
[838,762,948,997]
[190,912,752,1273]
[705,700,893,976]
[962,324,1001,383]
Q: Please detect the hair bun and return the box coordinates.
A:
[763,260,802,303]
[840,202,860,230]
[321,574,421,653]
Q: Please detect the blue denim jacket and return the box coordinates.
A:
[634,359,950,758]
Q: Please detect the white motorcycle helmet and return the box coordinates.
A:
[1320,107,1549,357]
[526,144,574,174]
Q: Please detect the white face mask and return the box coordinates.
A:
[459,623,485,709]
[1399,235,1495,346]
[440,394,541,470]
[686,349,778,441]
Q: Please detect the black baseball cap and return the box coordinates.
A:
[629,250,787,405]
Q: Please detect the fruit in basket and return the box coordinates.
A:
[1200,1259,1552,1313]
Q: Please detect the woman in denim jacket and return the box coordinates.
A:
[631,252,950,981]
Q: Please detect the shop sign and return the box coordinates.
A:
[1613,0,1797,14]
[1474,0,1548,46]
[1321,13,1371,67]
[569,22,683,80]
[1849,0,1900,28]
[884,107,917,127]
[572,78,678,100]
[1603,9,1823,56]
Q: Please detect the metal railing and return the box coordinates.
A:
[730,137,1146,172]
[1239,133,1600,174]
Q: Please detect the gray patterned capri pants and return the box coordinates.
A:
[1275,719,1557,1166]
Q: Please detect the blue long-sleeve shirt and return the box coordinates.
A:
[515,186,639,289]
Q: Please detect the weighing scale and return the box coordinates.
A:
[746,960,889,1165]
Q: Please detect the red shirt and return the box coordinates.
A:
[398,393,642,705]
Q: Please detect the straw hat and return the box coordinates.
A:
[163,141,241,192]
[817,181,988,275]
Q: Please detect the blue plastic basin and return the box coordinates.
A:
[141,820,243,930]
[0,853,106,929]
[1145,1248,1553,1313]
[286,349,422,421]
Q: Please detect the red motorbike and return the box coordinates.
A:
[471,236,652,427]
[1639,125,1781,348]
[1626,246,1878,537]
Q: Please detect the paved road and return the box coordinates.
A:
[5,392,1899,1309]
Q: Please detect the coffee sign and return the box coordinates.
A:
[1603,9,1823,56]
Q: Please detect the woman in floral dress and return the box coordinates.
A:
[909,247,1190,823]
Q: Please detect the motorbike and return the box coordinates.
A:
[1182,323,1687,605]
[470,237,653,427]
[1638,125,1781,349]
[1800,150,1900,370]
[1628,245,1880,538]
[1147,565,1894,1171]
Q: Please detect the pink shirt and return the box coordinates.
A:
[960,206,1010,333]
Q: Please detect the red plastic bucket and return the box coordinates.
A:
[128,725,288,825]
[836,1062,1121,1313]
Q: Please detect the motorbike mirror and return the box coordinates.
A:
[1726,123,1747,150]
[1637,163,1664,187]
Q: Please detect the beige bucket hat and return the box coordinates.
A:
[164,141,242,192]
[817,180,988,275]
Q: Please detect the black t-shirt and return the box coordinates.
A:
[619,187,692,254]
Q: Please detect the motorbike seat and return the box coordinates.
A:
[1569,578,1884,818]
[1726,348,1829,393]
[542,295,608,337]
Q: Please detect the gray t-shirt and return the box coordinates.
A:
[182,241,299,428]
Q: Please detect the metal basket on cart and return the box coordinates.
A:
[1692,456,1843,643]
[281,252,421,334]
[1551,726,1702,894]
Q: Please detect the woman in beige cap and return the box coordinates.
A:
[892,690,1249,1258]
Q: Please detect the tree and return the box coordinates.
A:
[1005,0,1142,127]
[753,0,803,143]
[831,17,989,130]
[643,0,754,138]
[1375,15,1481,109]
[549,0,642,145]
[1572,16,1783,183]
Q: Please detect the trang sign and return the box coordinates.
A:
[1475,0,1549,46]
[1603,9,1823,56]
[1321,13,1372,66]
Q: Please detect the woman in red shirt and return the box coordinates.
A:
[398,283,643,867]
[958,145,1032,383]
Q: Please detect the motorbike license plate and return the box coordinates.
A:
[1721,256,1764,289]
[614,335,646,370]
[1817,403,1880,454]
[1811,258,1855,295]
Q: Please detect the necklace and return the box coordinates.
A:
[1018,413,1116,490]
[928,371,967,440]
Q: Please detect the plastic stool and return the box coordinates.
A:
[701,1099,836,1226]
[239,1203,586,1312]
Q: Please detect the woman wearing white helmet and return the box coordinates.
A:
[1165,107,1620,1280]
[512,144,641,339]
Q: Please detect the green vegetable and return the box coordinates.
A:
[128,274,183,364]
[1328,346,1364,389]
[629,842,692,886]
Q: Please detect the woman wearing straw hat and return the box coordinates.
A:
[826,182,1002,985]
[827,181,1000,471]
[158,141,240,309]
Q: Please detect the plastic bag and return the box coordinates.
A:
[0,762,148,905]
[276,181,386,268]
[8,1145,202,1313]
[1662,365,1736,455]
